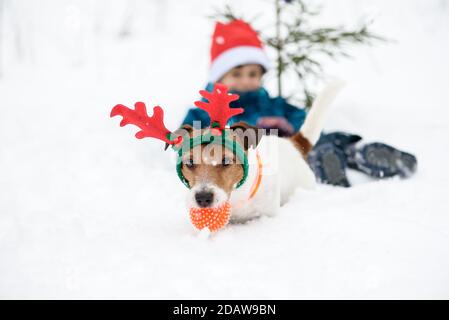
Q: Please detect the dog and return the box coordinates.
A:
[175,81,344,223]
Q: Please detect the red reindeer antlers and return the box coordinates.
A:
[194,83,244,130]
[110,84,243,146]
[110,102,182,145]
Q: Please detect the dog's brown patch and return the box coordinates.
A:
[181,142,244,195]
[176,123,262,194]
[229,121,263,150]
[290,132,313,158]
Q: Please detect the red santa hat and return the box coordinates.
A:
[209,19,271,83]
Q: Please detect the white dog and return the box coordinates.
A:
[180,81,344,222]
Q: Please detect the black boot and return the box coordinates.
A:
[346,142,418,178]
[308,142,351,187]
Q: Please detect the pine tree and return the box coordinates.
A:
[211,0,385,109]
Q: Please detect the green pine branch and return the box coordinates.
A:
[210,0,386,109]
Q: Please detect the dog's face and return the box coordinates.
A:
[176,122,262,208]
[182,142,243,208]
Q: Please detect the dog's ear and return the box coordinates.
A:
[230,121,263,150]
[165,124,193,150]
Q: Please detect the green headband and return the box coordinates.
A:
[110,83,248,190]
[169,126,249,189]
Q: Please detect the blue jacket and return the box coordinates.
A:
[180,83,307,132]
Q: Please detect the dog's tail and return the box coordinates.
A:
[291,80,345,154]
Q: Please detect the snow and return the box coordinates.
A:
[0,0,449,299]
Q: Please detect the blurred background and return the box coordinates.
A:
[0,0,448,299]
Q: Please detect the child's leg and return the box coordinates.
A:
[308,132,418,186]
[315,131,362,148]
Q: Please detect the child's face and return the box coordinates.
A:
[218,64,264,92]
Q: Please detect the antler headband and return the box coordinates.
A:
[110,83,248,188]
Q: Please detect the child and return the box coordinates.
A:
[181,19,417,187]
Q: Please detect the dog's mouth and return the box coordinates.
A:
[189,202,231,232]
[187,185,231,232]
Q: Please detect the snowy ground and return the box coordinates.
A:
[0,0,448,299]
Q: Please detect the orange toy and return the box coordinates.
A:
[189,202,231,232]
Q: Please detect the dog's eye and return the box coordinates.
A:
[184,158,195,169]
[222,157,232,167]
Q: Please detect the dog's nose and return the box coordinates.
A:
[195,191,214,208]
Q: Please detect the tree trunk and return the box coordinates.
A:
[275,0,282,96]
